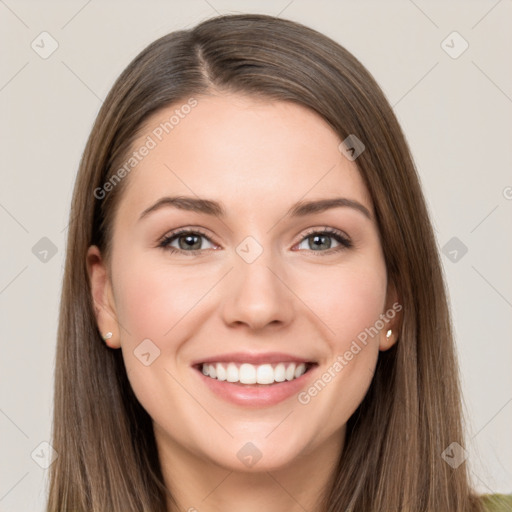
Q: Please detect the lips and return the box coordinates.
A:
[191,351,313,366]
[190,351,318,406]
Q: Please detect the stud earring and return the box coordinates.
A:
[386,329,392,339]
[102,332,113,341]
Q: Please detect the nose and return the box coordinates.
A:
[221,250,294,332]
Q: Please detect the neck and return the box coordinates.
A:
[156,426,345,512]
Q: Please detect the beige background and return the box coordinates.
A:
[1,0,511,510]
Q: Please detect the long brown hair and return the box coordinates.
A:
[47,13,482,511]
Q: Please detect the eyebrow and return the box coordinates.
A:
[138,195,373,222]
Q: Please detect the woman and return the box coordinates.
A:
[46,13,510,511]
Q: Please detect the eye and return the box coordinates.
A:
[158,228,217,254]
[158,226,352,256]
[295,227,352,255]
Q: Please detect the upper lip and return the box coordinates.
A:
[191,352,315,366]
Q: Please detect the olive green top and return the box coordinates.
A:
[480,494,512,511]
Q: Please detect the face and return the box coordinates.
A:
[87,93,399,473]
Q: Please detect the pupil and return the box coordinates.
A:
[311,234,331,250]
[180,234,201,250]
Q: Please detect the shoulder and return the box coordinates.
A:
[479,493,512,511]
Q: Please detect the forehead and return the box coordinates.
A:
[116,93,373,222]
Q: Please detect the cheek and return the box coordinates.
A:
[109,253,200,415]
[295,262,386,429]
[303,259,388,350]
[111,254,208,340]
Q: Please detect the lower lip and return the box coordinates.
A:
[194,365,318,407]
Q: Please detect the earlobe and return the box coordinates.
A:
[379,327,398,351]
[379,282,402,351]
[86,245,121,349]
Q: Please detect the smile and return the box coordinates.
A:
[191,352,319,406]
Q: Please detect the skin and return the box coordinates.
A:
[87,93,400,512]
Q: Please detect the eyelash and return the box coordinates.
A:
[158,226,353,256]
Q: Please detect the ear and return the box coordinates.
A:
[379,280,402,351]
[86,245,121,349]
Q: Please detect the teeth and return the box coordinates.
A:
[200,362,308,384]
[256,364,274,385]
[274,363,286,382]
[240,363,257,384]
[294,363,306,379]
[216,363,227,381]
[226,363,238,383]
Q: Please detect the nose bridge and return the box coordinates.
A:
[221,234,293,329]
